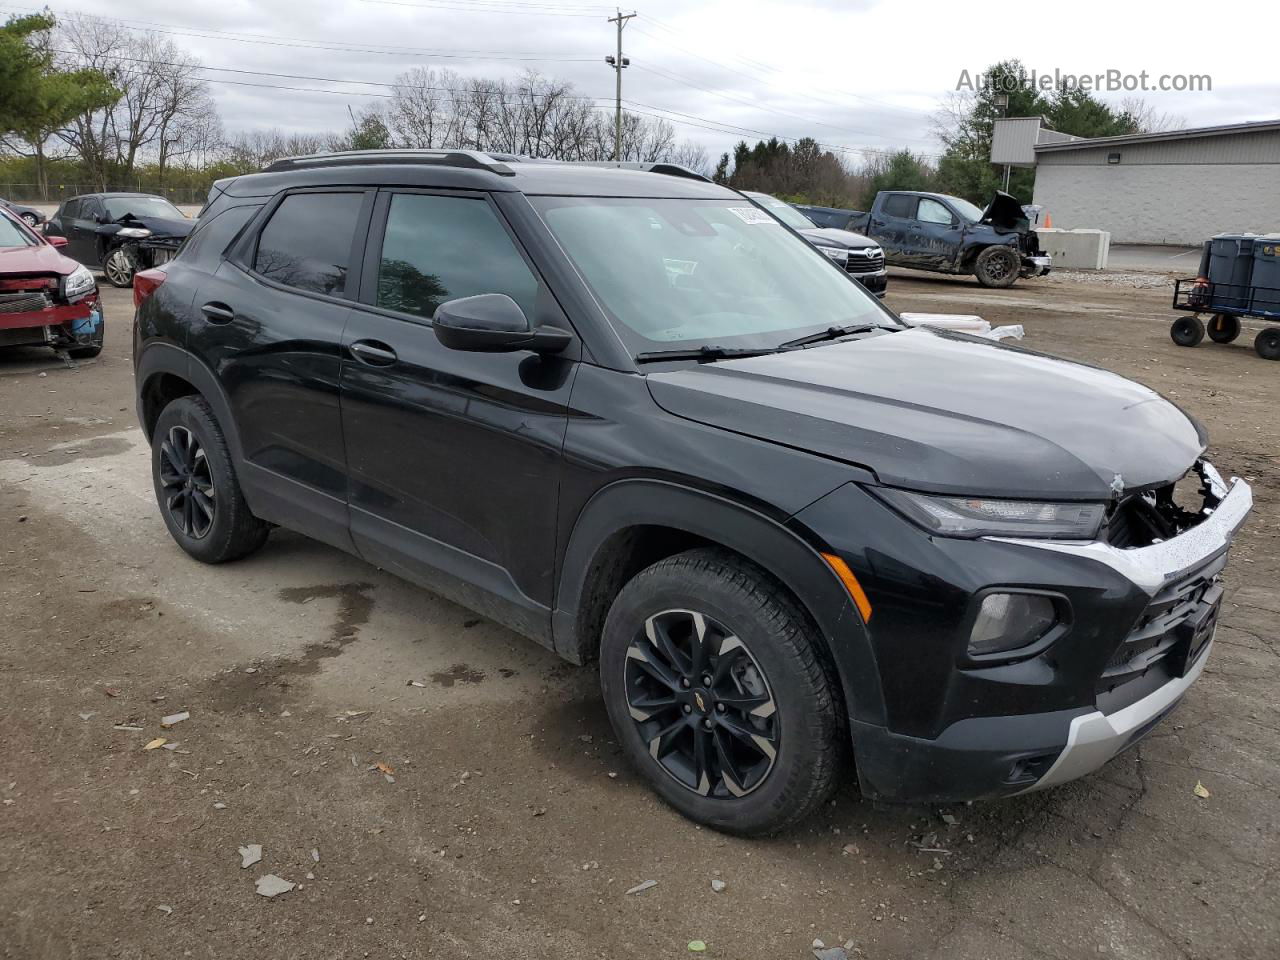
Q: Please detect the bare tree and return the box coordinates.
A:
[1118,97,1187,133]
[56,15,216,186]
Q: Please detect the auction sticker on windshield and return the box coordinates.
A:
[728,207,778,224]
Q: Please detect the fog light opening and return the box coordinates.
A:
[969,592,1057,658]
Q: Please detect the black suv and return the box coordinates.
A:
[45,192,194,287]
[133,150,1251,834]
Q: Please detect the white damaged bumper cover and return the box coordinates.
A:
[999,466,1253,791]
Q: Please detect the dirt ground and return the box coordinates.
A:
[2,269,1277,960]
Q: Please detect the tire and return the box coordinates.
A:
[1255,327,1280,361]
[21,213,38,227]
[1171,316,1205,347]
[102,248,136,288]
[1207,314,1241,344]
[599,548,842,836]
[67,344,102,359]
[151,395,269,563]
[973,246,1020,288]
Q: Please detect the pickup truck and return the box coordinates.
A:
[796,191,1051,288]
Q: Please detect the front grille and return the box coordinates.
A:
[845,250,884,275]
[0,292,52,315]
[1098,553,1225,693]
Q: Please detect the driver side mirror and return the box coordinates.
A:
[433,294,572,354]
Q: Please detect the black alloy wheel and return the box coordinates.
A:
[158,425,216,539]
[624,608,779,798]
[974,246,1020,288]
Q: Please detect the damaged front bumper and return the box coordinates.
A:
[798,459,1251,803]
[0,284,103,351]
[1020,254,1052,277]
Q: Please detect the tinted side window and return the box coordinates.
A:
[82,198,104,220]
[881,194,917,219]
[254,192,363,296]
[62,199,80,219]
[375,193,538,320]
[917,198,953,225]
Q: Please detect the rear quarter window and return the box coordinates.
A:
[882,194,917,219]
[178,204,262,267]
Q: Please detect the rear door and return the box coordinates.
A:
[187,187,372,552]
[340,188,577,639]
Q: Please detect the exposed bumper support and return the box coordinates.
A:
[1021,254,1052,277]
[1020,637,1213,792]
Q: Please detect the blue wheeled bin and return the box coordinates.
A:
[1172,233,1280,360]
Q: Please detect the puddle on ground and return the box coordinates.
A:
[430,663,486,687]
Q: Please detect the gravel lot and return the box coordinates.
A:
[2,271,1277,960]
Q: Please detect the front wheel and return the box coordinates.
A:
[102,248,136,288]
[1171,316,1206,347]
[21,213,38,227]
[600,549,842,835]
[973,246,1020,288]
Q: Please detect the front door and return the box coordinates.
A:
[186,188,372,551]
[68,197,104,264]
[908,197,965,270]
[340,189,577,640]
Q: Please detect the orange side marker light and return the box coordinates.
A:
[821,553,872,623]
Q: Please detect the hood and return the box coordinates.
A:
[798,226,878,249]
[979,191,1030,234]
[104,214,194,239]
[0,241,78,276]
[646,328,1204,500]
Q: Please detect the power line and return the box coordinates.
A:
[633,62,937,147]
[357,0,610,17]
[3,4,600,61]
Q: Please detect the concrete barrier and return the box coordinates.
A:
[1036,228,1111,270]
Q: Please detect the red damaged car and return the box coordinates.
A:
[0,206,103,359]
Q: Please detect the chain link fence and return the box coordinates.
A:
[0,183,209,205]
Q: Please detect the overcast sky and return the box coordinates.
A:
[11,0,1280,161]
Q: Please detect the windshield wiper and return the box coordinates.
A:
[775,323,885,351]
[635,344,780,364]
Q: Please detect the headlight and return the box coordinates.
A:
[63,264,95,300]
[870,487,1105,539]
[818,245,849,261]
[969,593,1058,657]
[116,227,152,238]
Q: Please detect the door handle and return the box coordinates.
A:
[200,302,235,324]
[349,339,398,366]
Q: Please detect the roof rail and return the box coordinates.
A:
[262,149,516,176]
[558,160,713,183]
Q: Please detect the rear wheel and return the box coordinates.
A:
[973,246,1020,288]
[1171,316,1206,347]
[103,248,136,288]
[1207,314,1242,343]
[600,549,841,835]
[1255,327,1280,361]
[152,395,269,563]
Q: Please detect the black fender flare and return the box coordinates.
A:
[134,342,246,465]
[552,478,887,727]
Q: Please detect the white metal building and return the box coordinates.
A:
[992,117,1280,245]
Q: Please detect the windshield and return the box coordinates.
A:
[749,194,816,231]
[0,214,36,248]
[942,195,985,223]
[103,196,185,221]
[531,196,896,354]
